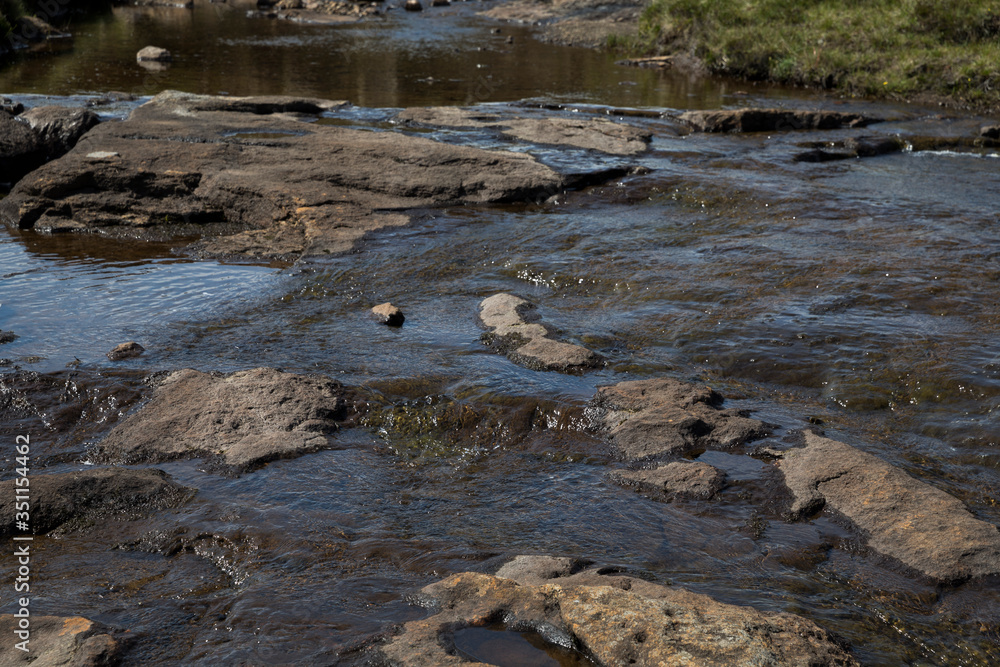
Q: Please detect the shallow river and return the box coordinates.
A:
[1,2,999,665]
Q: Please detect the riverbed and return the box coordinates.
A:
[1,1,999,665]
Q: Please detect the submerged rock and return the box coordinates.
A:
[96,367,360,471]
[371,302,405,326]
[777,432,1000,581]
[0,615,122,666]
[20,106,101,159]
[679,108,878,133]
[479,293,603,372]
[379,558,859,666]
[591,378,769,460]
[398,106,652,155]
[0,91,627,260]
[610,460,727,500]
[107,341,145,361]
[0,468,192,536]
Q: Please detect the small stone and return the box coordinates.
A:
[431,0,449,5]
[0,330,15,344]
[371,302,405,326]
[505,35,513,44]
[611,461,727,500]
[107,341,145,361]
[136,46,172,62]
[404,0,422,10]
[981,125,1000,140]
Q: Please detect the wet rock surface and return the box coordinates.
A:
[0,330,15,344]
[479,293,603,372]
[0,615,122,667]
[679,108,878,133]
[0,112,45,185]
[96,367,361,471]
[0,91,634,260]
[611,461,727,500]
[397,106,652,155]
[20,106,101,160]
[778,432,1000,581]
[0,467,192,536]
[591,378,769,460]
[379,558,859,666]
[106,341,145,361]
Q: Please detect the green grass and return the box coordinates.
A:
[629,0,1000,110]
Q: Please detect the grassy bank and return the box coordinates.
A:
[625,0,1000,110]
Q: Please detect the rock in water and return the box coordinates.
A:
[379,560,860,666]
[107,341,145,361]
[371,302,405,326]
[479,293,602,372]
[777,431,1000,581]
[0,112,46,184]
[136,46,172,62]
[0,615,122,666]
[610,460,727,500]
[404,0,422,10]
[679,108,879,133]
[591,377,769,459]
[95,367,360,472]
[0,468,193,536]
[981,124,1000,140]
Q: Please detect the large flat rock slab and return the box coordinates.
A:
[378,560,859,666]
[778,432,1000,581]
[0,91,628,260]
[0,468,192,536]
[591,378,769,460]
[95,367,359,472]
[479,293,603,372]
[397,106,652,155]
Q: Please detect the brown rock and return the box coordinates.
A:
[0,467,192,536]
[0,615,122,667]
[136,46,172,62]
[679,108,879,133]
[371,302,405,326]
[20,106,101,159]
[611,460,727,500]
[107,341,145,361]
[479,293,602,372]
[777,432,1000,581]
[0,91,622,260]
[380,561,859,666]
[398,106,652,156]
[591,378,769,460]
[95,367,359,472]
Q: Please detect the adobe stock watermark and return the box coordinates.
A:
[11,434,32,654]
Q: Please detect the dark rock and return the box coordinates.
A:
[0,615,123,666]
[431,0,449,5]
[12,16,69,43]
[591,378,769,460]
[611,461,727,500]
[404,0,422,10]
[0,91,618,260]
[21,106,101,159]
[777,432,1000,581]
[95,367,360,471]
[679,108,879,133]
[106,341,145,361]
[981,124,1000,140]
[136,45,172,62]
[0,330,15,344]
[398,106,652,156]
[380,560,860,666]
[479,293,603,372]
[0,467,192,536]
[794,135,906,162]
[371,302,405,326]
[0,98,24,116]
[0,113,45,185]
[494,554,583,585]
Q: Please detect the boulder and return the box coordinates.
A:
[0,113,45,185]
[777,432,1000,581]
[136,46,172,62]
[591,378,769,460]
[95,367,360,471]
[107,341,145,361]
[20,106,101,159]
[610,460,727,500]
[0,615,122,667]
[397,106,652,156]
[479,293,602,372]
[0,91,626,260]
[0,467,192,536]
[679,108,878,133]
[379,560,860,666]
[371,302,405,326]
[794,135,906,162]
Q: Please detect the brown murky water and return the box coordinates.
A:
[2,2,1000,666]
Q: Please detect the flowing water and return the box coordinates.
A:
[1,2,1000,665]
